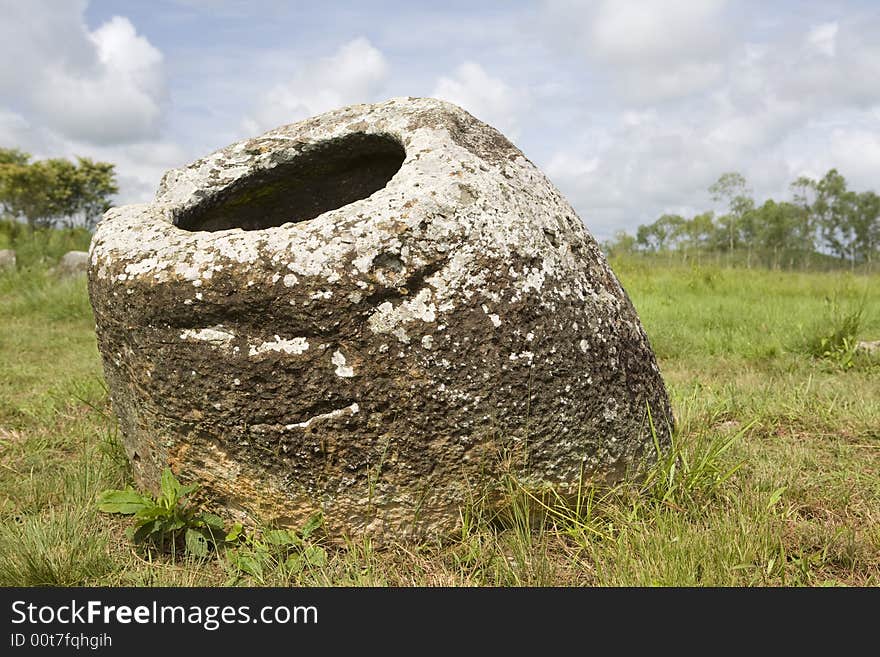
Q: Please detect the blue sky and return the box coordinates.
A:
[2,0,879,239]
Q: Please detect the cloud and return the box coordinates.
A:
[242,38,389,135]
[431,62,526,138]
[829,128,880,185]
[806,22,838,57]
[31,17,165,145]
[90,140,191,204]
[545,152,598,186]
[2,1,877,238]
[708,16,880,155]
[541,116,727,239]
[784,121,880,196]
[0,1,176,205]
[540,0,734,103]
[0,105,188,205]
[0,110,36,149]
[590,0,729,65]
[532,5,880,240]
[774,19,880,110]
[0,1,167,145]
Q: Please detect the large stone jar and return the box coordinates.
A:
[88,97,672,541]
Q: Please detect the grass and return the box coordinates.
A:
[0,255,878,586]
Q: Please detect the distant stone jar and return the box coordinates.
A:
[56,250,89,277]
[88,97,672,541]
[0,249,15,271]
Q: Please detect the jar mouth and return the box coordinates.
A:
[173,132,406,232]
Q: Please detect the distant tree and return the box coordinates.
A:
[709,172,755,258]
[814,169,856,264]
[851,190,880,265]
[636,214,687,253]
[68,157,119,229]
[0,148,117,229]
[658,214,687,251]
[42,158,81,226]
[0,147,30,166]
[604,229,637,256]
[0,156,52,225]
[789,175,818,258]
[0,148,26,218]
[754,199,801,268]
[683,211,715,252]
[597,167,878,272]
[636,223,661,252]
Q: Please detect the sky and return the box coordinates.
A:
[1,0,879,240]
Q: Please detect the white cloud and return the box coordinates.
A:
[830,128,880,180]
[93,141,191,204]
[0,110,35,149]
[542,116,726,238]
[776,19,880,110]
[243,38,388,135]
[590,0,728,65]
[545,152,598,182]
[31,17,165,144]
[2,1,878,240]
[0,2,177,206]
[532,5,880,239]
[621,109,658,127]
[431,62,526,138]
[540,0,734,103]
[0,2,167,145]
[0,106,188,205]
[806,22,838,57]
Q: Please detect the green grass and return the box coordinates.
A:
[0,218,92,271]
[0,257,878,586]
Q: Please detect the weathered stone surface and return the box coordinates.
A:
[856,340,880,356]
[88,97,673,541]
[0,249,14,271]
[57,250,89,276]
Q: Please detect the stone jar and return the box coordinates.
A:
[88,97,672,541]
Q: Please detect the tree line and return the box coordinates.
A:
[605,170,880,270]
[3,143,878,272]
[0,147,118,231]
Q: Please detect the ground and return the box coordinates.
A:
[0,257,877,586]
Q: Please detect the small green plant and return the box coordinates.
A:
[687,264,722,291]
[225,513,327,584]
[802,293,865,369]
[96,468,240,557]
[641,413,748,510]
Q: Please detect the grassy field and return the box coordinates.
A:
[0,251,877,586]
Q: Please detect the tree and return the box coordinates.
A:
[636,223,662,252]
[754,199,800,268]
[604,230,637,257]
[709,172,755,258]
[851,191,880,265]
[814,169,856,264]
[0,157,52,225]
[657,214,687,251]
[636,214,685,252]
[0,148,28,217]
[0,148,117,229]
[0,147,30,166]
[75,157,118,229]
[789,175,818,255]
[683,211,715,251]
[596,166,878,272]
